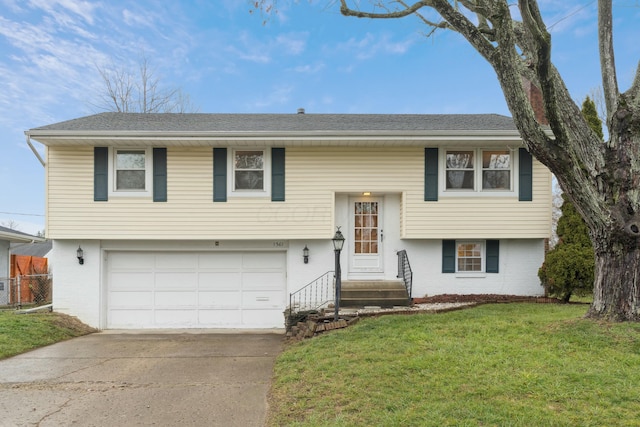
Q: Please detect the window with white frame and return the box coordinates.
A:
[234,150,264,191]
[457,241,483,272]
[114,149,149,192]
[445,150,475,190]
[445,149,512,192]
[482,150,511,190]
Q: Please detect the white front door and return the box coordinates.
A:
[349,197,383,274]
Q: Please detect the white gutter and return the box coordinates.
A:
[25,130,526,148]
[25,129,523,139]
[0,229,45,243]
[25,134,45,167]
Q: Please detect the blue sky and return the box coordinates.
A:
[0,0,639,234]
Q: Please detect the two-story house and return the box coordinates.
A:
[26,112,551,329]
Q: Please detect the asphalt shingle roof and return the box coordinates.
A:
[10,241,52,257]
[30,112,518,133]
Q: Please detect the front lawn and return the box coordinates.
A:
[0,310,96,359]
[268,303,640,426]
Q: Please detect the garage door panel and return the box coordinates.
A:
[198,291,241,308]
[198,272,241,290]
[242,252,285,269]
[199,309,242,326]
[155,252,199,269]
[242,272,286,290]
[242,291,284,308]
[155,309,197,326]
[107,251,286,329]
[111,252,155,269]
[242,309,284,328]
[110,310,153,328]
[155,291,197,307]
[110,291,153,307]
[110,272,154,290]
[155,272,198,290]
[199,253,243,269]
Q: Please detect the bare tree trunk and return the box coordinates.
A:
[589,242,640,321]
[587,87,640,320]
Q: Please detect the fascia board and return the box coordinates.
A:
[26,129,524,146]
[0,231,45,243]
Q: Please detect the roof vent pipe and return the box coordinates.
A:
[297,108,305,114]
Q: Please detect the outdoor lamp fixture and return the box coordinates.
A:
[303,245,310,264]
[77,246,84,265]
[331,227,345,321]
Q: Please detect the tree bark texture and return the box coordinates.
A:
[339,0,640,320]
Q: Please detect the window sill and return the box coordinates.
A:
[229,191,270,198]
[109,191,152,198]
[454,273,487,279]
[440,191,516,198]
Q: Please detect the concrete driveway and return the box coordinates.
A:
[0,330,284,426]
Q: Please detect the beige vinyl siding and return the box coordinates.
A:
[47,146,332,239]
[46,146,551,240]
[403,158,551,239]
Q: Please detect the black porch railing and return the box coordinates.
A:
[288,271,335,313]
[397,250,413,304]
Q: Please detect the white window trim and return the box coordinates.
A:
[108,147,153,198]
[455,240,485,274]
[441,148,517,198]
[228,148,271,198]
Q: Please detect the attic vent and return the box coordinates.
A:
[297,108,305,114]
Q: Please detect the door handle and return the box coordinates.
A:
[381,229,384,242]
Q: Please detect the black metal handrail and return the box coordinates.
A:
[289,271,335,313]
[397,250,413,303]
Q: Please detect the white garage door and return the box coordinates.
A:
[106,251,286,329]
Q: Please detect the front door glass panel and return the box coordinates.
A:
[354,201,379,254]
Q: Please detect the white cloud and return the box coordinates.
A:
[249,84,294,108]
[275,32,307,55]
[122,8,154,27]
[27,0,98,25]
[228,31,309,65]
[1,0,27,13]
[293,62,325,74]
[336,32,416,60]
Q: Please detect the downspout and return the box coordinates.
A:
[25,133,45,167]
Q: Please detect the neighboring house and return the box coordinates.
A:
[0,226,45,305]
[25,112,552,329]
[10,240,52,257]
[10,240,52,306]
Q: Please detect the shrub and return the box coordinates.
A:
[538,244,594,302]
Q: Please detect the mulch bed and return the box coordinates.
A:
[413,294,562,304]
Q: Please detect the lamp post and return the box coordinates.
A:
[332,227,345,321]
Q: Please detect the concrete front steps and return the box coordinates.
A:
[340,280,410,308]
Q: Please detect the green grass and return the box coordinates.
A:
[268,304,640,426]
[0,310,96,359]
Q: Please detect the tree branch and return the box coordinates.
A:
[625,60,640,103]
[426,0,497,62]
[339,0,430,19]
[519,0,573,140]
[396,0,453,32]
[598,0,618,122]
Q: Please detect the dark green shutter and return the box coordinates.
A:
[213,148,227,202]
[425,148,438,201]
[153,148,167,202]
[519,148,533,201]
[271,147,285,202]
[94,147,108,202]
[442,240,456,273]
[486,240,499,273]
